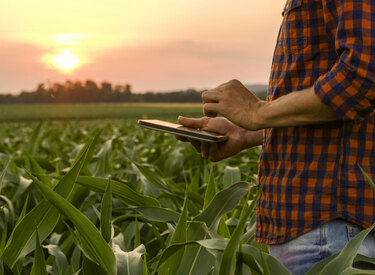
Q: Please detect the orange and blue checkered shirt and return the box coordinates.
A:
[256,0,375,244]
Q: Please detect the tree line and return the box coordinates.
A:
[0,80,203,104]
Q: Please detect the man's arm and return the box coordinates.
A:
[257,86,341,128]
[202,80,341,131]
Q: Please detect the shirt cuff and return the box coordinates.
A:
[314,61,375,121]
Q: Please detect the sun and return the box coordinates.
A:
[53,51,80,72]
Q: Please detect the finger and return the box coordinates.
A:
[188,138,201,153]
[202,90,221,103]
[201,141,209,159]
[203,103,219,117]
[178,116,207,129]
[208,142,219,162]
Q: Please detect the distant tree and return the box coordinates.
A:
[0,80,209,104]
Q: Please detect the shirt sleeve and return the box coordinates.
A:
[314,0,375,121]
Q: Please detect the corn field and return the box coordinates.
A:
[0,120,374,275]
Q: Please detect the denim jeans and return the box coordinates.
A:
[268,219,375,275]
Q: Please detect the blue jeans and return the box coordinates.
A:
[268,219,375,275]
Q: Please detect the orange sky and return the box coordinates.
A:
[0,0,285,94]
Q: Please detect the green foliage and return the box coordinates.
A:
[30,230,48,275]
[0,119,373,274]
[0,103,202,121]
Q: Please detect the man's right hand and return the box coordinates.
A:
[176,116,263,162]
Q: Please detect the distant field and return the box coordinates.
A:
[0,103,203,121]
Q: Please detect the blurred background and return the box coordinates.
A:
[0,0,285,119]
[0,0,285,94]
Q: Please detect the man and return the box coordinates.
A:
[177,0,375,273]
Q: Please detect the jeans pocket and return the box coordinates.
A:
[346,223,363,241]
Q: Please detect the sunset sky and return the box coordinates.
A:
[0,0,285,94]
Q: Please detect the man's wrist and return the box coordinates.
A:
[240,128,263,149]
[253,100,269,130]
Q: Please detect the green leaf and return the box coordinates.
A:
[203,165,216,209]
[30,230,48,275]
[217,218,231,238]
[308,223,375,275]
[241,244,290,275]
[240,252,263,274]
[143,252,148,275]
[305,254,338,275]
[258,246,270,275]
[177,182,251,275]
[134,218,141,249]
[340,266,375,275]
[132,162,173,195]
[0,159,10,194]
[83,256,107,275]
[1,195,28,254]
[27,171,117,275]
[101,179,112,243]
[222,166,241,188]
[76,176,160,207]
[44,244,71,275]
[195,181,251,229]
[71,129,101,172]
[358,165,375,193]
[130,207,180,224]
[219,182,263,275]
[95,139,113,176]
[354,254,375,267]
[27,121,42,154]
[158,194,188,274]
[1,139,93,269]
[25,152,53,187]
[114,244,145,275]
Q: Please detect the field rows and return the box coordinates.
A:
[0,117,374,274]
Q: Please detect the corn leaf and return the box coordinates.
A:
[308,223,375,275]
[203,165,216,209]
[114,244,145,275]
[0,159,10,194]
[76,176,160,207]
[130,207,180,224]
[358,165,375,193]
[101,179,112,243]
[158,194,188,274]
[28,171,117,275]
[30,230,48,275]
[219,182,263,275]
[25,152,53,187]
[27,121,42,155]
[195,181,251,229]
[177,182,251,275]
[134,218,141,249]
[222,166,241,189]
[1,140,92,269]
[132,162,174,195]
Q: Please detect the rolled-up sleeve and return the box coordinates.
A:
[314,0,375,121]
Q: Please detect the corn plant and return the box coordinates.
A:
[0,120,373,274]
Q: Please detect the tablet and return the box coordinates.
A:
[138,119,228,143]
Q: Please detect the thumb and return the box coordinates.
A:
[178,116,206,129]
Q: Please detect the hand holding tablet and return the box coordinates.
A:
[138,119,228,143]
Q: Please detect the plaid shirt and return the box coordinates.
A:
[256,0,375,244]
